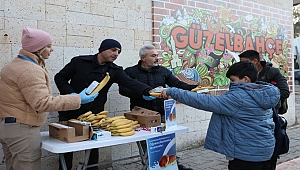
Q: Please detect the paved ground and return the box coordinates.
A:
[105,88,300,170]
[108,114,300,170]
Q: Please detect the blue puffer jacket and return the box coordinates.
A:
[166,81,280,162]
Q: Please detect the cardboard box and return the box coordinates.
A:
[49,121,93,143]
[124,106,161,128]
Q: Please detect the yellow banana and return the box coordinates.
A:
[98,119,105,124]
[82,111,93,117]
[149,92,161,97]
[111,132,120,136]
[91,119,100,124]
[98,111,109,115]
[131,124,140,128]
[93,121,103,127]
[103,118,111,122]
[111,118,129,125]
[78,111,93,120]
[191,86,214,92]
[129,121,139,126]
[191,87,202,92]
[86,114,96,120]
[111,119,131,127]
[116,127,133,133]
[120,130,135,136]
[80,117,87,121]
[105,116,126,123]
[108,126,116,130]
[90,72,110,95]
[114,123,132,129]
[95,114,107,120]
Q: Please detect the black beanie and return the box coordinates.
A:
[98,39,122,54]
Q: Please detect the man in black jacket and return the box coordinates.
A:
[119,45,198,122]
[238,50,290,170]
[54,39,154,170]
[119,45,197,170]
[238,50,290,109]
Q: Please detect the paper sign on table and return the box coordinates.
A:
[146,133,178,170]
[164,99,177,130]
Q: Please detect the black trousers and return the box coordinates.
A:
[59,148,99,170]
[270,154,278,170]
[228,158,270,170]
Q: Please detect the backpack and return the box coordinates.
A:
[272,108,289,156]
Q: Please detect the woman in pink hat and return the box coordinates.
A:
[0,27,98,170]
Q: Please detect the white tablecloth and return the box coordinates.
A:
[41,125,189,153]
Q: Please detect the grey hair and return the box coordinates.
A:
[139,45,155,57]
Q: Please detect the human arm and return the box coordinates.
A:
[19,68,81,112]
[162,87,240,116]
[119,68,147,98]
[116,69,153,96]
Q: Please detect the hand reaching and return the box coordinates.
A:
[79,88,99,104]
[160,88,169,98]
[143,95,156,101]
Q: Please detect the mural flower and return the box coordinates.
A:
[218,6,231,22]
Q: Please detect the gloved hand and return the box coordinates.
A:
[79,88,99,104]
[143,95,156,101]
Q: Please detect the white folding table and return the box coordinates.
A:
[41,126,188,170]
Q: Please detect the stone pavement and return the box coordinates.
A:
[108,123,300,170]
[107,103,300,170]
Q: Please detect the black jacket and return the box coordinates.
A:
[258,61,290,100]
[119,60,197,115]
[54,55,152,120]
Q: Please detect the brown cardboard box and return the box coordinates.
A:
[49,121,93,143]
[124,106,161,128]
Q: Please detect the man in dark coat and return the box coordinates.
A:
[119,45,197,170]
[119,45,198,121]
[54,39,153,170]
[239,50,290,110]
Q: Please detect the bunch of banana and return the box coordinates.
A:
[97,116,127,130]
[90,72,110,95]
[111,129,135,136]
[73,110,110,127]
[77,111,93,120]
[97,116,140,136]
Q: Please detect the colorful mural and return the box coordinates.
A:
[157,7,289,87]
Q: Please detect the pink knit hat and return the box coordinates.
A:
[21,27,53,52]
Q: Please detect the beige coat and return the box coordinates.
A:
[0,49,81,126]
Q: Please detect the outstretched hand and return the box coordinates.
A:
[143,95,156,101]
[159,88,168,98]
[196,84,202,88]
[79,88,99,104]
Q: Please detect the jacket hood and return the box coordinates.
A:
[231,81,280,109]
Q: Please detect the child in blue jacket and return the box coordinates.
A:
[160,61,280,170]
